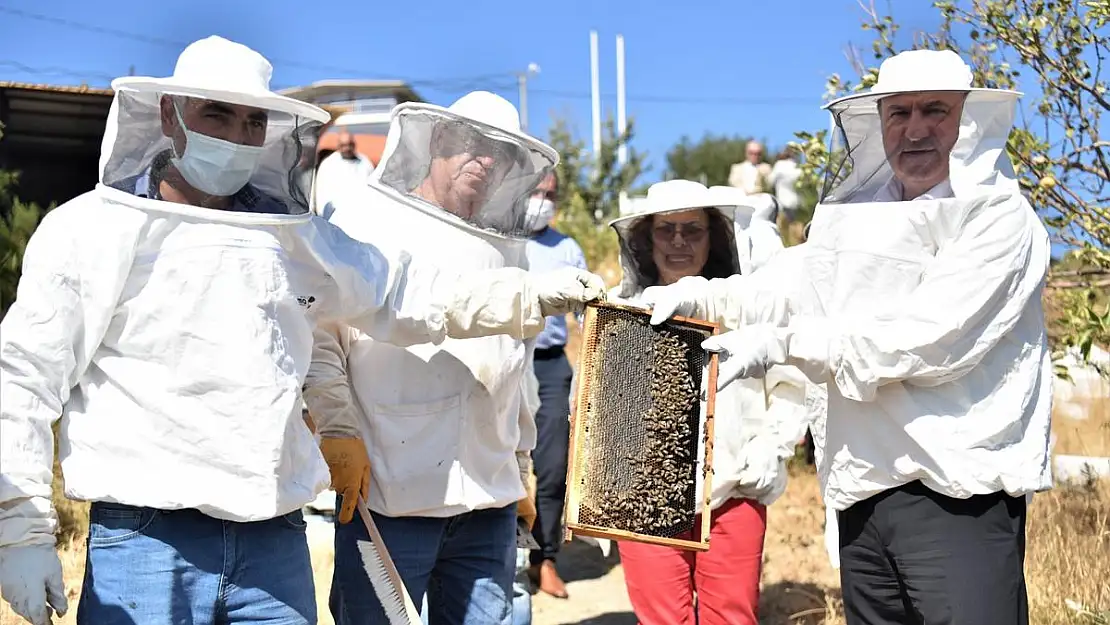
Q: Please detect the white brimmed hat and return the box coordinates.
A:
[112,36,329,123]
[824,49,1021,113]
[609,179,761,231]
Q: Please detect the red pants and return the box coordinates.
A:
[618,497,767,625]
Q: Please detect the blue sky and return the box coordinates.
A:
[0,0,951,181]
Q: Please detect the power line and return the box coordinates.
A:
[528,88,814,107]
[0,5,518,90]
[0,6,816,109]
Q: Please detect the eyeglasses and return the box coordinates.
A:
[652,222,709,244]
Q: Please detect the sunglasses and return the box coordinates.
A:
[652,222,709,244]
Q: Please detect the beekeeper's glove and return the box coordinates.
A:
[641,275,713,325]
[515,451,538,531]
[702,319,831,390]
[533,268,607,317]
[0,544,68,625]
[321,436,371,524]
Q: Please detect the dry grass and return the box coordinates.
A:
[1053,397,1110,457]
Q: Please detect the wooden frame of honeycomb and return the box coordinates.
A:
[564,300,719,552]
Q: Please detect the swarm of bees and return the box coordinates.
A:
[578,313,704,537]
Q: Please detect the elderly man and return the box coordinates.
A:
[728,140,772,194]
[0,39,604,625]
[305,91,558,625]
[315,129,375,210]
[519,170,587,599]
[644,49,1050,625]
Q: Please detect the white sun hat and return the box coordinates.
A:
[824,49,1021,113]
[112,35,329,123]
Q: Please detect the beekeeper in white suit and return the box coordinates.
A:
[606,180,810,624]
[304,91,553,625]
[0,38,604,625]
[643,49,1051,625]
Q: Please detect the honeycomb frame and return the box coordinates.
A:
[564,300,719,552]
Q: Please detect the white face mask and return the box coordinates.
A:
[525,197,556,232]
[171,104,265,197]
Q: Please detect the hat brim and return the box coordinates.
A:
[824,86,1022,112]
[112,76,331,124]
[392,102,559,167]
[608,202,750,231]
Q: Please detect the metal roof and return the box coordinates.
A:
[0,81,114,96]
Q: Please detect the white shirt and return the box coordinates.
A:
[698,183,1053,514]
[728,161,772,195]
[315,151,375,210]
[768,159,802,211]
[304,183,535,518]
[0,184,552,549]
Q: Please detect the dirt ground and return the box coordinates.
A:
[528,468,840,625]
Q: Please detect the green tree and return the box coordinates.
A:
[546,114,647,270]
[664,133,755,187]
[0,126,54,317]
[792,0,1109,370]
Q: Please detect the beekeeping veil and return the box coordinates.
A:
[609,180,746,299]
[708,186,782,275]
[370,91,558,239]
[100,36,328,215]
[820,49,1022,204]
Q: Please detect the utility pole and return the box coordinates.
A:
[616,34,627,167]
[589,30,602,163]
[517,62,540,133]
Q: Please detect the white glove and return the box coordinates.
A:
[640,275,712,325]
[0,544,68,625]
[534,267,606,317]
[702,320,832,390]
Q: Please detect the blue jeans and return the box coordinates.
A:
[330,499,516,625]
[77,502,315,625]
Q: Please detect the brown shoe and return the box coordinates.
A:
[528,560,569,599]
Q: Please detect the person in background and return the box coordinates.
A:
[728,140,772,195]
[314,129,375,211]
[522,170,588,600]
[768,146,803,224]
[608,180,811,625]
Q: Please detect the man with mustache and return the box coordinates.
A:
[643,49,1051,625]
[306,91,561,625]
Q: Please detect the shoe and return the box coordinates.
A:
[528,560,568,599]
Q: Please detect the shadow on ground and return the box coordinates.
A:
[760,581,842,624]
[545,538,621,585]
[570,612,638,625]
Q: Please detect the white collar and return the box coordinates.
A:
[875,178,954,202]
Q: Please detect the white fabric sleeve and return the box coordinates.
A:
[0,205,137,548]
[795,195,1050,402]
[517,338,539,453]
[702,244,810,330]
[300,217,546,347]
[302,323,361,438]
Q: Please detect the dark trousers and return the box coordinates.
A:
[838,481,1028,625]
[530,347,573,565]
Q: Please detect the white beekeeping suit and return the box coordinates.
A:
[305,91,555,518]
[0,37,603,625]
[643,50,1052,569]
[608,180,812,510]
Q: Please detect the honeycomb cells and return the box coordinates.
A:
[577,309,707,538]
